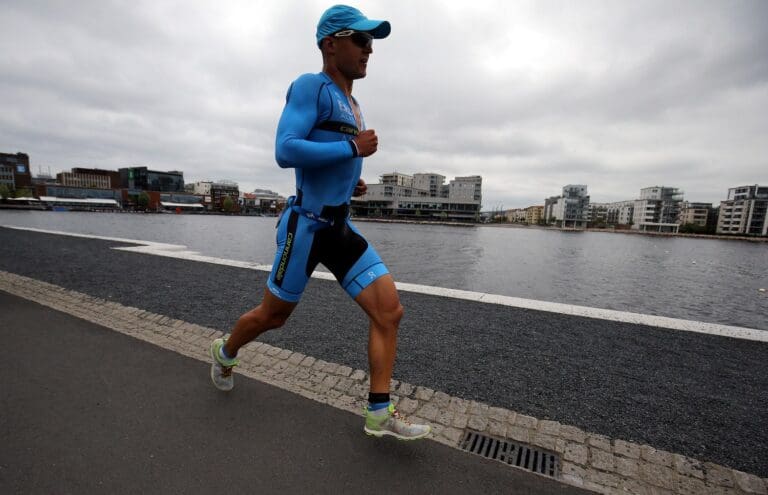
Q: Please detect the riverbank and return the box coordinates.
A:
[482,222,768,242]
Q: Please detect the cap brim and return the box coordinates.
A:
[348,19,391,39]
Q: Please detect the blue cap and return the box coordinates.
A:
[316,5,391,46]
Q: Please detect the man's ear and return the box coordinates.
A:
[322,37,336,54]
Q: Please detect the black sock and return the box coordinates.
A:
[368,392,390,405]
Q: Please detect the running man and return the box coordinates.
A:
[209,5,430,440]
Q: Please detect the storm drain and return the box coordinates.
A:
[459,430,560,478]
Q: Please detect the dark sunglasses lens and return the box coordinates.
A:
[351,32,372,49]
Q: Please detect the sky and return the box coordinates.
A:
[2,0,767,209]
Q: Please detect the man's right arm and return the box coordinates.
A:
[275,75,356,169]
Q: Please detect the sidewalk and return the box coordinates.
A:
[0,292,590,495]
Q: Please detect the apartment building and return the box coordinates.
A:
[0,152,32,190]
[716,185,768,236]
[632,186,683,232]
[353,172,482,221]
[119,166,184,192]
[525,205,544,225]
[543,185,590,228]
[678,202,714,227]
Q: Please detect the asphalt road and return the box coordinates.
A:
[1,226,767,477]
[0,292,590,495]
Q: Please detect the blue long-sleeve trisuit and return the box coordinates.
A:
[267,72,389,302]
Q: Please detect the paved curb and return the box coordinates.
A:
[2,270,766,495]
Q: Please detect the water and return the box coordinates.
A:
[3,210,767,330]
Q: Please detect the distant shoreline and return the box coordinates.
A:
[480,222,768,242]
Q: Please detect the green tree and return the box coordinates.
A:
[14,188,32,198]
[138,191,150,210]
[223,195,234,212]
[0,184,9,200]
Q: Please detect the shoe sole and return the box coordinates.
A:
[363,426,431,440]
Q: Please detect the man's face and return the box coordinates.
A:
[329,30,373,80]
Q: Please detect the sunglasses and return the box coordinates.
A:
[332,30,373,49]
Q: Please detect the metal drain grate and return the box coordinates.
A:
[459,430,559,478]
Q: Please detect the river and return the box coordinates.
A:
[2,210,766,330]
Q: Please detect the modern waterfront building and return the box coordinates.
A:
[678,202,714,227]
[604,201,635,226]
[57,169,111,189]
[119,167,184,192]
[210,180,240,211]
[352,172,482,221]
[240,188,287,214]
[588,203,608,225]
[525,205,544,225]
[632,186,683,232]
[543,185,590,228]
[716,185,768,236]
[505,208,527,223]
[0,152,32,190]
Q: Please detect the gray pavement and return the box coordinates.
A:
[1,226,767,478]
[0,292,590,495]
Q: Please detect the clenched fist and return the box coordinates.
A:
[353,129,378,157]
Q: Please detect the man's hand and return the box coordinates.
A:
[353,178,367,197]
[353,129,378,157]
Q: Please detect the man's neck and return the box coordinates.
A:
[323,67,353,96]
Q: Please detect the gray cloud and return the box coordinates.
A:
[1,0,766,208]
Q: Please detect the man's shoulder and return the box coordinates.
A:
[291,72,330,91]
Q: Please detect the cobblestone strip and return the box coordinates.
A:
[2,270,766,495]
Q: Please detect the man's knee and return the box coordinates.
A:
[376,302,403,330]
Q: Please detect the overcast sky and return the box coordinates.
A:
[2,0,766,209]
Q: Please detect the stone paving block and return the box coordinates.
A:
[396,382,414,397]
[448,397,469,414]
[312,359,327,371]
[309,371,327,384]
[277,349,292,360]
[676,476,708,495]
[488,406,509,423]
[733,470,768,495]
[639,463,677,491]
[614,439,641,459]
[564,442,588,465]
[673,453,704,479]
[513,414,537,429]
[287,352,306,366]
[452,412,468,429]
[506,425,530,443]
[299,356,316,367]
[586,469,620,489]
[615,457,640,478]
[414,386,434,401]
[704,462,736,488]
[467,415,488,432]
[432,391,451,407]
[417,403,440,422]
[350,369,366,381]
[641,446,675,469]
[487,419,506,438]
[537,419,561,436]
[322,362,339,375]
[468,401,489,416]
[440,427,464,445]
[590,447,615,472]
[561,461,588,488]
[588,434,613,452]
[336,365,353,377]
[397,397,418,414]
[530,432,557,451]
[333,377,353,393]
[435,410,454,427]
